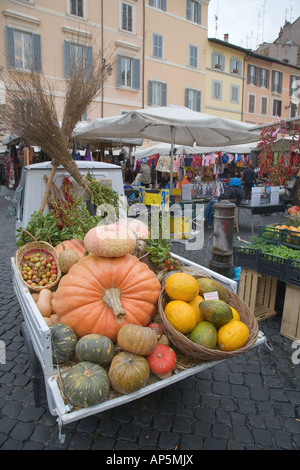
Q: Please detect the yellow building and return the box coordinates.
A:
[205,37,247,121]
[144,0,209,112]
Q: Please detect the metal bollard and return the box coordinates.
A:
[209,200,236,278]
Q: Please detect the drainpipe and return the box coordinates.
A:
[101,0,104,117]
[142,0,145,109]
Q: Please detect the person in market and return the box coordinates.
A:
[140,160,152,188]
[242,164,257,200]
[290,169,300,206]
[204,177,245,228]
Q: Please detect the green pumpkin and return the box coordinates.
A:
[197,278,229,303]
[51,322,77,364]
[75,334,115,367]
[63,361,110,408]
[199,299,233,328]
[189,321,218,349]
[108,351,150,395]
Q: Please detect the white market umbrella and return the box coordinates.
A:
[73,105,261,193]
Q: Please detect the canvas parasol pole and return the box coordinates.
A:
[169,125,175,197]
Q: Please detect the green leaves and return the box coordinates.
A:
[16,211,73,247]
[145,239,182,270]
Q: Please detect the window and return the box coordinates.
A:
[212,80,222,100]
[117,55,140,89]
[247,65,258,86]
[64,41,93,78]
[272,70,283,94]
[248,94,255,113]
[291,102,298,118]
[70,0,84,17]
[121,3,133,32]
[148,80,167,106]
[212,52,225,70]
[185,88,201,111]
[5,26,41,73]
[230,58,242,75]
[230,84,239,103]
[149,0,167,10]
[259,68,269,88]
[273,99,282,116]
[290,75,299,97]
[261,96,268,115]
[187,0,201,24]
[152,33,163,59]
[189,45,198,68]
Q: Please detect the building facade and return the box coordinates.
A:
[205,38,247,121]
[0,1,300,146]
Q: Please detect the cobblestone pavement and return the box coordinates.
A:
[0,195,300,450]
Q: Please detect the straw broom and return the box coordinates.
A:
[3,44,114,212]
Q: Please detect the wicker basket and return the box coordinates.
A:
[15,241,61,293]
[158,288,259,361]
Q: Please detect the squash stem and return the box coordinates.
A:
[102,288,125,319]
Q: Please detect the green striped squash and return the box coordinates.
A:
[63,361,110,408]
[199,299,233,328]
[75,334,115,367]
[51,322,77,364]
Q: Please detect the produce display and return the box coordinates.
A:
[15,182,258,411]
[20,248,59,289]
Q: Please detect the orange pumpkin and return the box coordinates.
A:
[55,239,86,257]
[54,254,161,341]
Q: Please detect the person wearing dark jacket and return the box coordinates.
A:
[204,178,245,228]
[242,165,257,200]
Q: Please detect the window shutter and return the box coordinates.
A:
[247,64,251,84]
[64,40,71,78]
[258,68,262,87]
[86,45,93,75]
[148,81,153,105]
[161,83,167,106]
[221,55,225,70]
[117,54,122,87]
[77,0,84,17]
[279,72,283,94]
[186,0,192,20]
[122,4,127,29]
[132,58,140,89]
[6,26,15,69]
[161,0,167,11]
[266,70,269,89]
[212,52,217,68]
[254,66,258,86]
[32,33,42,73]
[197,2,201,24]
[237,60,242,75]
[196,90,201,111]
[185,88,190,107]
[230,58,234,72]
[271,71,275,92]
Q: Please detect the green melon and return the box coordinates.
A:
[51,322,77,364]
[189,321,218,349]
[63,361,110,408]
[199,299,233,328]
[75,334,115,367]
[197,278,229,302]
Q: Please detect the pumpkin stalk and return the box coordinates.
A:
[102,288,125,319]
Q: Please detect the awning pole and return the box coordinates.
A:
[170,125,175,197]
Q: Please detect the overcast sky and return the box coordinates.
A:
[208,0,300,50]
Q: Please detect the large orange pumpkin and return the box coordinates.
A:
[55,239,86,257]
[53,254,161,341]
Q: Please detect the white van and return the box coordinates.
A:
[15,160,125,231]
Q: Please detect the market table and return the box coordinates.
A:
[237,202,286,234]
